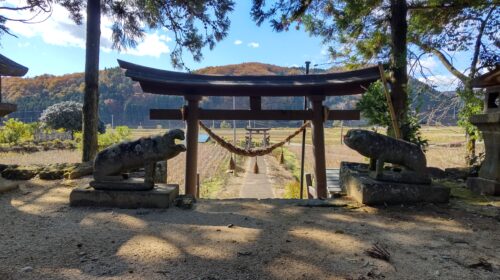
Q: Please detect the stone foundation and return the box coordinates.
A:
[340,162,449,205]
[70,184,179,209]
[466,177,500,196]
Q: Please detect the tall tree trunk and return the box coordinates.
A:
[390,0,408,139]
[82,0,101,162]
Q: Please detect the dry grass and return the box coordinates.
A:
[0,150,81,165]
[0,126,476,184]
[287,143,479,173]
[191,125,467,145]
[165,143,231,192]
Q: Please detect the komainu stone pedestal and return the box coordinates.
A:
[340,162,450,205]
[70,184,179,209]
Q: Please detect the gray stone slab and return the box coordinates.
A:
[70,184,179,209]
[340,162,449,205]
[0,178,18,194]
[467,177,500,196]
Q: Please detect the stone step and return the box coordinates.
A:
[70,184,179,209]
[326,168,342,197]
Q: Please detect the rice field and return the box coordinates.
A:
[0,126,476,191]
[132,125,467,145]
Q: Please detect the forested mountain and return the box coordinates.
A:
[1,62,457,127]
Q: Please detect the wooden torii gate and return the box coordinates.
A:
[118,60,380,198]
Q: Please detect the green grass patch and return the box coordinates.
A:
[272,147,301,181]
[273,147,307,198]
[199,154,245,199]
[436,179,491,204]
[435,179,499,218]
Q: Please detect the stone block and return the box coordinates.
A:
[1,166,40,180]
[0,178,18,194]
[70,184,179,209]
[340,162,450,205]
[467,177,500,196]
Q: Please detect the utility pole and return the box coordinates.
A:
[233,96,236,144]
[299,61,310,199]
[229,96,236,171]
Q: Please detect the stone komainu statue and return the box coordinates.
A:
[343,129,429,182]
[91,129,186,190]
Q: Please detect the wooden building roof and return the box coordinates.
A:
[118,60,380,97]
[0,54,28,77]
[472,66,500,88]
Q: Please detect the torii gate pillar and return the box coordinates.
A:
[185,95,201,197]
[310,96,328,199]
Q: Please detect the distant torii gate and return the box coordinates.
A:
[118,60,380,199]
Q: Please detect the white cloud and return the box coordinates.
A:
[6,5,86,48]
[320,46,329,56]
[410,55,437,71]
[418,74,459,91]
[5,4,171,57]
[419,56,437,69]
[234,40,243,45]
[247,42,259,48]
[122,32,171,57]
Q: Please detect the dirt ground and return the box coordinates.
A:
[1,178,499,280]
[216,155,292,199]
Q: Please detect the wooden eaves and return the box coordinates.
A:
[118,59,380,97]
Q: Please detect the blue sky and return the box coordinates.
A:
[2,1,470,91]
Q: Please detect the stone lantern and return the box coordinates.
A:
[0,54,29,117]
[466,66,500,195]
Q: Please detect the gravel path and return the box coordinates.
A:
[0,180,499,279]
[239,156,275,199]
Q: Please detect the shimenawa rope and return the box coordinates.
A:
[198,121,310,157]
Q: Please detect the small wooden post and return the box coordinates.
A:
[196,173,200,198]
[263,130,267,147]
[185,95,201,197]
[305,173,314,199]
[340,120,344,145]
[309,96,328,199]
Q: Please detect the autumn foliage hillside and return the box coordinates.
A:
[1,62,455,126]
[195,62,303,75]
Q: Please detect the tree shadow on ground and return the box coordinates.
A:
[0,183,499,280]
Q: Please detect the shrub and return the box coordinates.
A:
[97,126,131,149]
[74,125,131,151]
[40,101,106,133]
[219,120,232,129]
[0,119,35,144]
[357,81,428,149]
[284,181,307,199]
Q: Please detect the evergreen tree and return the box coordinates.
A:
[79,0,234,161]
[251,0,498,158]
[409,1,498,164]
[251,0,411,140]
